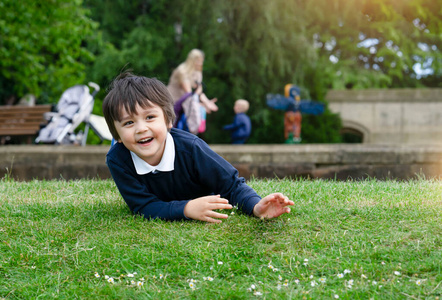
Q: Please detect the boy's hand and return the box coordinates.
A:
[253,193,294,219]
[184,195,232,223]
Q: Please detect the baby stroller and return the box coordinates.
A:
[35,82,112,145]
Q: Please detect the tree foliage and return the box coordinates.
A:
[0,0,97,104]
[2,0,440,144]
[305,0,441,89]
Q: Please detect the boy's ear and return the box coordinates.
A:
[168,121,173,129]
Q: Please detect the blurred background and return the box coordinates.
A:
[0,0,440,145]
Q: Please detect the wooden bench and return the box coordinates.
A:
[0,105,52,144]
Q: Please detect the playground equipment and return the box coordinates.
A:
[266,84,325,143]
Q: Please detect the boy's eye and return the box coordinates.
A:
[123,121,133,126]
[146,115,155,120]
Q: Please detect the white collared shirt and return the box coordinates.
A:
[130,132,175,175]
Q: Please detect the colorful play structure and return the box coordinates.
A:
[266,84,325,143]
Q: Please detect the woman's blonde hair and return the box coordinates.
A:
[177,49,205,77]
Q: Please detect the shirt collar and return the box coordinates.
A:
[130,132,175,175]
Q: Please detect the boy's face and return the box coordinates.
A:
[234,102,245,114]
[114,102,172,166]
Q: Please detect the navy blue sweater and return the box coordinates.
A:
[223,113,251,144]
[106,128,261,221]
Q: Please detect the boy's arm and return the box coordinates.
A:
[107,158,190,221]
[191,139,261,215]
[223,115,240,131]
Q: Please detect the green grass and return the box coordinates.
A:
[1,178,441,299]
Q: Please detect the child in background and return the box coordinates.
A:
[223,99,252,144]
[103,72,293,223]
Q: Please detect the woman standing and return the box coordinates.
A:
[167,49,218,114]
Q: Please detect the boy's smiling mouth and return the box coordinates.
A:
[138,137,153,144]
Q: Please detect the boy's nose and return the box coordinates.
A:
[135,123,148,134]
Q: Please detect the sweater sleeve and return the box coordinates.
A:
[107,157,189,221]
[191,138,261,215]
[223,115,239,131]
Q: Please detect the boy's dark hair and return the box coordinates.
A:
[103,71,176,140]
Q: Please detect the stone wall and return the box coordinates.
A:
[1,144,442,181]
[327,88,442,145]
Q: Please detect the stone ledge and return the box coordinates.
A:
[1,144,442,181]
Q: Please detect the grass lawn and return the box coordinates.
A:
[1,178,441,299]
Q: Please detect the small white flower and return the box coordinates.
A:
[94,272,100,278]
[303,262,308,266]
[268,264,274,269]
[251,284,256,290]
[309,275,314,279]
[273,268,279,272]
[381,261,385,265]
[319,277,326,283]
[283,281,289,287]
[278,275,283,281]
[253,291,263,296]
[344,269,351,274]
[107,277,114,284]
[127,273,135,278]
[189,282,195,289]
[304,259,309,262]
[218,261,223,265]
[311,281,317,287]
[231,211,235,215]
[394,271,401,276]
[277,284,282,290]
[372,281,377,285]
[416,280,422,285]
[337,273,344,278]
[334,295,340,299]
[294,279,300,284]
[105,275,109,280]
[131,280,136,285]
[137,281,143,286]
[208,276,214,281]
[159,274,164,279]
[361,274,367,279]
[140,277,145,281]
[348,279,354,285]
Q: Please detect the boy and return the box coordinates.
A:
[223,99,252,144]
[103,72,293,223]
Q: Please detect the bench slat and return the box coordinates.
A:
[0,105,52,142]
[0,129,42,135]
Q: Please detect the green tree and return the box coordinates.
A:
[0,0,97,104]
[305,0,441,89]
[85,0,342,144]
[85,0,441,144]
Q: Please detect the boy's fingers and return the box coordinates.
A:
[209,211,229,219]
[211,204,232,210]
[205,212,228,223]
[205,217,222,224]
[208,196,228,203]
